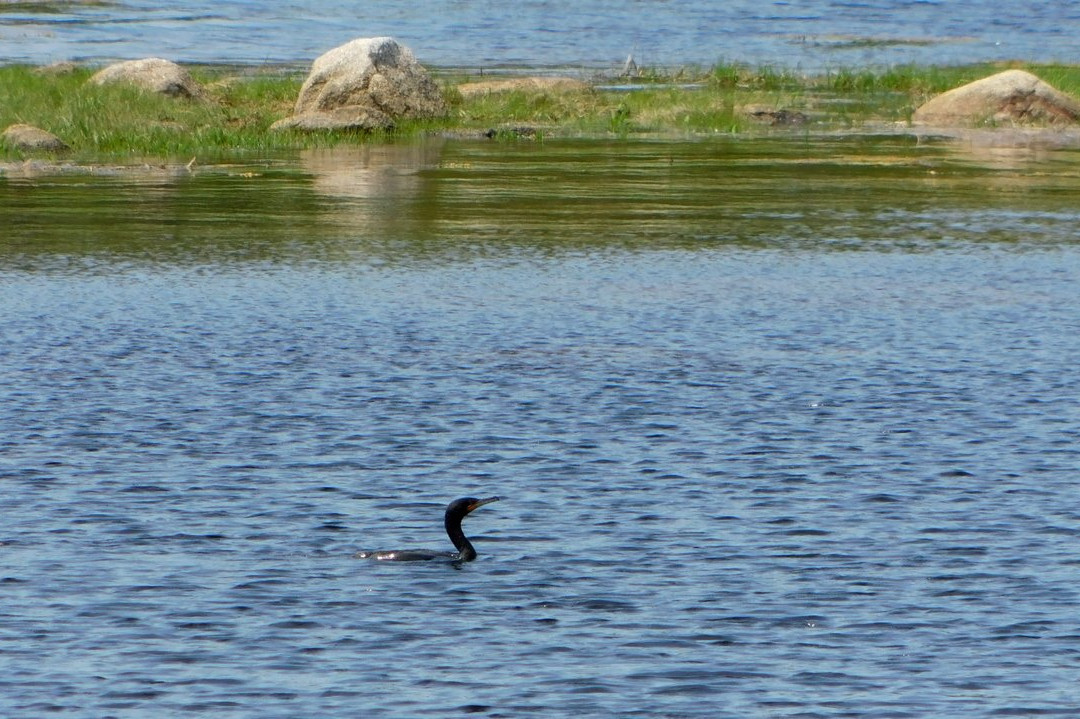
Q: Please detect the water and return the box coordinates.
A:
[2,0,1080,69]
[3,136,1080,717]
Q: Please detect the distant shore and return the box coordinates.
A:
[3,60,1080,168]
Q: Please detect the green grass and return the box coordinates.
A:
[3,60,1080,163]
[0,64,312,162]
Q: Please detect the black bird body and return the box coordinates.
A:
[356,496,499,562]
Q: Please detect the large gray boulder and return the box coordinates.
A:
[89,58,205,99]
[273,37,446,132]
[2,123,69,152]
[913,70,1080,126]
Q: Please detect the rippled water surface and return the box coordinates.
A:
[3,136,1080,717]
[2,0,1080,68]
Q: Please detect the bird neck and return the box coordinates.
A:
[445,515,477,561]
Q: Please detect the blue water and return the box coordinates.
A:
[3,137,1080,716]
[2,0,1080,69]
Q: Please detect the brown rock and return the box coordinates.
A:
[912,70,1080,126]
[89,58,205,99]
[273,37,446,133]
[2,124,69,152]
[33,61,80,76]
[457,77,590,98]
[272,106,395,133]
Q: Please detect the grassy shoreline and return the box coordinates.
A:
[3,61,1080,163]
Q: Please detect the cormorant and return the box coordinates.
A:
[356,496,500,562]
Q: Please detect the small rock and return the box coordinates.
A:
[89,58,205,99]
[912,69,1080,126]
[33,61,80,76]
[274,37,445,133]
[2,124,69,152]
[272,106,395,133]
[457,77,590,98]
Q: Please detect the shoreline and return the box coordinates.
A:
[3,59,1080,171]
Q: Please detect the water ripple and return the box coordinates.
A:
[3,143,1080,717]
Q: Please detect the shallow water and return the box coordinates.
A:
[2,136,1080,717]
[2,0,1080,69]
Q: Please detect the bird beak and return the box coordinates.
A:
[470,496,500,511]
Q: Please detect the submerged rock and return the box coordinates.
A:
[272,37,446,132]
[912,70,1080,126]
[483,126,540,139]
[89,58,205,99]
[2,124,69,152]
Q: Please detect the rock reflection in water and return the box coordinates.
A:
[301,142,442,199]
[299,140,445,230]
